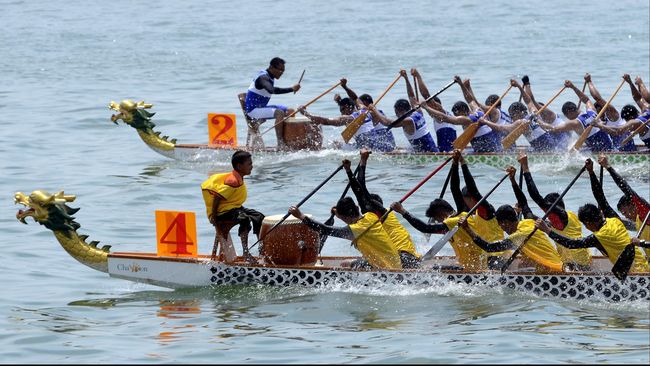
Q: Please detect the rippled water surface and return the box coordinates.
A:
[1,0,649,363]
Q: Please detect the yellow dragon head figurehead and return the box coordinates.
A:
[15,190,80,235]
[108,99,177,150]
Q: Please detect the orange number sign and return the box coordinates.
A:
[155,210,198,257]
[208,113,237,147]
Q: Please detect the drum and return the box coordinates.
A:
[283,117,323,150]
[259,213,320,265]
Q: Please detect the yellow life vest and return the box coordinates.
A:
[443,212,489,271]
[201,171,246,218]
[471,213,511,259]
[636,214,650,261]
[508,219,563,272]
[594,217,649,272]
[383,212,419,258]
[552,210,592,267]
[349,212,402,270]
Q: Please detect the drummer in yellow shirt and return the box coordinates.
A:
[289,198,402,270]
[536,158,649,274]
[201,150,265,263]
[458,166,564,273]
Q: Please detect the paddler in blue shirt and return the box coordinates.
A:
[244,57,301,150]
[411,68,457,152]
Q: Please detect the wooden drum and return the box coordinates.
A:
[259,214,320,265]
[283,117,323,150]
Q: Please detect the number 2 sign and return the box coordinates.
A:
[208,113,237,147]
[155,210,198,257]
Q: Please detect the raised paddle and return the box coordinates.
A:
[384,80,457,132]
[500,165,587,273]
[502,86,567,149]
[571,79,626,151]
[341,74,402,143]
[248,164,344,251]
[452,84,514,151]
[294,69,306,94]
[611,209,650,282]
[318,163,361,253]
[351,157,453,245]
[576,79,587,110]
[620,118,650,146]
[421,172,510,263]
[260,81,342,136]
[517,168,525,220]
[424,168,454,242]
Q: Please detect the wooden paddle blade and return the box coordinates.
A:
[611,244,636,282]
[502,121,529,149]
[452,122,480,150]
[571,125,593,151]
[341,111,368,143]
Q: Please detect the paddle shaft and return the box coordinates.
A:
[637,210,650,239]
[260,81,342,136]
[501,166,587,273]
[620,118,650,145]
[385,80,456,132]
[572,79,626,150]
[422,173,509,261]
[249,164,344,250]
[576,80,587,110]
[502,86,567,149]
[453,84,514,150]
[439,168,453,199]
[294,69,306,94]
[351,157,452,245]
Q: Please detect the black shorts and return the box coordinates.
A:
[215,207,265,236]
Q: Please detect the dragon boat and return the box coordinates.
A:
[15,190,650,302]
[108,99,649,168]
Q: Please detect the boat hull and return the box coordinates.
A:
[107,253,649,302]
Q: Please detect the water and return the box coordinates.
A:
[1,0,649,363]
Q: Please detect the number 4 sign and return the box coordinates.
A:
[155,210,198,257]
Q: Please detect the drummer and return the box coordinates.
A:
[201,150,265,263]
[535,158,649,273]
[342,150,421,268]
[597,154,650,260]
[288,199,402,270]
[244,57,301,150]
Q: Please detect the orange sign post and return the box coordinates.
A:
[155,210,198,257]
[208,113,237,147]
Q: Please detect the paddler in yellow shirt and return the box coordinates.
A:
[458,166,564,273]
[201,150,265,263]
[289,197,401,270]
[536,158,649,274]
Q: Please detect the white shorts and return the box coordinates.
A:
[247,105,288,120]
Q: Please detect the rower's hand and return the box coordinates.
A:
[399,69,408,78]
[340,78,347,88]
[410,68,419,77]
[360,148,371,162]
[597,154,610,169]
[623,74,632,83]
[367,103,377,112]
[452,149,462,163]
[634,76,643,86]
[535,218,551,234]
[458,216,469,230]
[584,73,592,83]
[390,201,405,214]
[333,93,342,103]
[288,206,305,220]
[506,165,517,180]
[292,84,301,92]
[564,80,574,88]
[510,79,520,88]
[585,158,594,173]
[517,153,528,168]
[297,105,307,115]
[453,75,463,84]
[342,159,352,171]
[513,203,522,215]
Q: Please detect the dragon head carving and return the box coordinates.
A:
[108,99,177,149]
[15,190,81,236]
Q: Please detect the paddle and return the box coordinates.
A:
[260,81,342,136]
[500,165,587,273]
[384,80,457,132]
[341,74,402,143]
[502,86,567,149]
[248,164,344,251]
[294,69,306,94]
[576,80,587,110]
[620,118,650,146]
[318,163,361,253]
[414,74,419,101]
[571,79,626,151]
[424,168,454,242]
[517,168,524,220]
[452,84,514,151]
[351,157,453,245]
[421,172,510,262]
[611,210,650,282]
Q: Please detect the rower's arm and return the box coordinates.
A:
[451,161,468,212]
[480,118,520,133]
[539,119,581,134]
[255,74,293,94]
[341,82,359,103]
[345,166,385,215]
[368,107,394,127]
[303,112,352,127]
[549,231,600,249]
[624,74,650,110]
[511,174,537,220]
[461,163,495,219]
[468,232,515,252]
[402,71,418,108]
[589,169,620,220]
[636,77,650,104]
[586,75,620,121]
[427,108,471,126]
[302,216,354,240]
[402,211,448,234]
[606,165,650,209]
[567,80,595,111]
[413,70,431,99]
